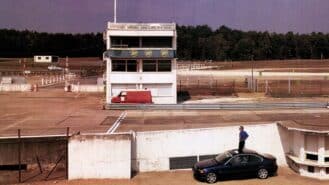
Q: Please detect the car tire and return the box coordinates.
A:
[257,168,269,179]
[206,172,217,184]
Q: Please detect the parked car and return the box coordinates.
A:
[193,149,278,183]
[111,90,153,104]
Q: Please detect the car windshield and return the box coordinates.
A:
[215,151,232,162]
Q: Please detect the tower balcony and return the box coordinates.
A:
[104,49,176,59]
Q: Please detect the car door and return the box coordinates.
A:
[222,155,250,177]
[244,154,263,176]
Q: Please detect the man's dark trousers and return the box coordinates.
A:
[238,141,245,153]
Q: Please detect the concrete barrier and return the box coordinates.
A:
[71,84,104,92]
[0,84,32,92]
[133,123,289,172]
[68,134,131,179]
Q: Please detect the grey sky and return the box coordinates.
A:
[0,0,328,33]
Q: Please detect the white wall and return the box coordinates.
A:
[152,96,176,104]
[34,56,52,63]
[68,134,131,179]
[133,123,288,172]
[71,84,104,93]
[305,134,318,153]
[109,73,175,84]
[0,84,31,91]
[291,131,306,160]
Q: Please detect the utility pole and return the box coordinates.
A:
[114,0,117,23]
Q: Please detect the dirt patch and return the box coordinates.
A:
[15,167,327,185]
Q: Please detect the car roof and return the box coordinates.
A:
[228,149,259,156]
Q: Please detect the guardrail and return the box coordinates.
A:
[105,102,328,110]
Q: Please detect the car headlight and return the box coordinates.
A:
[199,169,207,174]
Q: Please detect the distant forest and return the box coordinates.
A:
[0,25,329,61]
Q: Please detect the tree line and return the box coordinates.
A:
[177,25,329,61]
[0,25,329,60]
[0,29,104,57]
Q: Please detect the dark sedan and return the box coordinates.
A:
[193,149,278,183]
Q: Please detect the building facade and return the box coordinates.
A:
[34,55,59,63]
[104,22,177,104]
[280,121,329,179]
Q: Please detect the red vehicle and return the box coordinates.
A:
[111,90,153,104]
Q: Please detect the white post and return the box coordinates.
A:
[114,0,117,23]
[106,58,112,104]
[173,58,177,104]
[318,135,325,165]
[288,78,291,95]
[298,132,306,162]
[41,78,44,86]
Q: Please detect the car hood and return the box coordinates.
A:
[195,159,218,169]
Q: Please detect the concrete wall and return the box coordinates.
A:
[305,134,318,153]
[0,84,31,91]
[152,96,176,104]
[68,134,131,179]
[133,123,288,172]
[109,73,175,84]
[71,84,104,92]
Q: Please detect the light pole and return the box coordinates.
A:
[251,55,254,92]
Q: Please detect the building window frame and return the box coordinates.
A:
[142,59,172,72]
[112,60,137,72]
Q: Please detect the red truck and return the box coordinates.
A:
[111,90,153,104]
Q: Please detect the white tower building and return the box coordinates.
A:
[104,22,177,104]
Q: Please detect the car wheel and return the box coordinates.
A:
[257,168,269,179]
[206,172,217,183]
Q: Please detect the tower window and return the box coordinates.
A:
[143,60,157,72]
[307,166,314,173]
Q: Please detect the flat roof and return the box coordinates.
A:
[279,119,329,133]
[107,22,176,31]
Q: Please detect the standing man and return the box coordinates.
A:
[238,126,249,153]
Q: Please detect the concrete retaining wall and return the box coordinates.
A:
[71,84,104,92]
[0,84,31,92]
[68,134,131,179]
[133,123,289,172]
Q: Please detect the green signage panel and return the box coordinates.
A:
[104,49,176,58]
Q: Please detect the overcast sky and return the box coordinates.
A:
[0,0,328,33]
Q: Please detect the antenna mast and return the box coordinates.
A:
[114,0,117,23]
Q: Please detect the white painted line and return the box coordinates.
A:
[106,111,127,134]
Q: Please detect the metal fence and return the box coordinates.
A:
[262,79,329,97]
[177,75,329,99]
[0,128,69,184]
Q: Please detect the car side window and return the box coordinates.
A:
[240,155,249,164]
[248,155,262,163]
[229,155,247,166]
